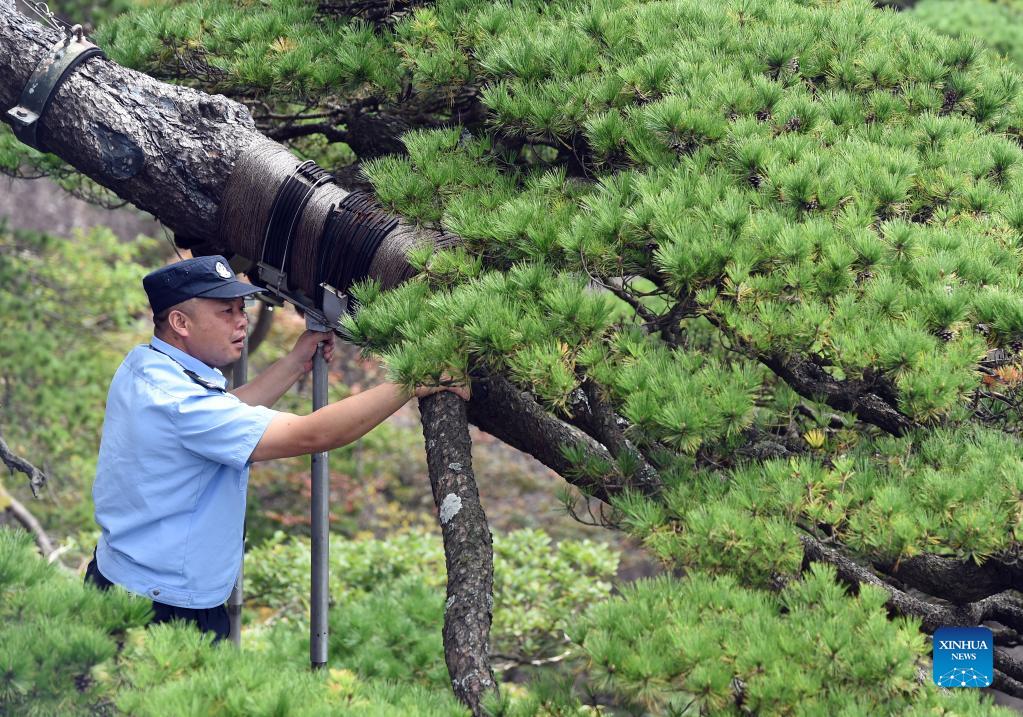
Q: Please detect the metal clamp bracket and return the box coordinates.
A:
[6,28,105,152]
[255,262,349,333]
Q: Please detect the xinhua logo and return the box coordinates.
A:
[933,626,993,688]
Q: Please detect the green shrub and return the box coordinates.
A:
[0,528,471,716]
[245,528,618,663]
[0,529,149,716]
[912,0,1023,70]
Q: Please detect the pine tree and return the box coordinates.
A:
[6,0,1023,712]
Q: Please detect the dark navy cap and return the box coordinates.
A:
[143,255,263,315]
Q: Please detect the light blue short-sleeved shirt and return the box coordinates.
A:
[93,337,278,608]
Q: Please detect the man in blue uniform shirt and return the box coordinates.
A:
[86,255,467,640]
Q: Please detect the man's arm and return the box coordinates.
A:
[250,380,469,462]
[231,330,334,408]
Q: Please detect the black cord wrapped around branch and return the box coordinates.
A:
[261,159,334,286]
[318,192,399,304]
[218,139,436,302]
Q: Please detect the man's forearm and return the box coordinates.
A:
[231,355,304,408]
[305,382,411,451]
[250,382,412,461]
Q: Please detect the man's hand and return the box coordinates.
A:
[234,330,337,409]
[290,330,336,373]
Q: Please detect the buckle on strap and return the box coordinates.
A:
[6,32,105,152]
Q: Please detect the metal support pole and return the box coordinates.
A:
[227,334,249,648]
[310,338,329,669]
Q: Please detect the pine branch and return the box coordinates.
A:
[342,84,485,160]
[418,391,498,716]
[875,552,1023,605]
[466,372,662,502]
[265,121,348,144]
[760,353,914,436]
[567,378,662,492]
[994,667,1023,700]
[735,425,806,462]
[630,272,915,437]
[0,7,447,267]
[683,305,915,436]
[0,435,56,558]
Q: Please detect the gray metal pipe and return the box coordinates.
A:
[227,337,249,648]
[310,341,329,668]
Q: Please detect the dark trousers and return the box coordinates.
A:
[84,551,230,642]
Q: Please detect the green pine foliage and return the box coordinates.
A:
[95,0,405,94]
[0,529,151,716]
[0,127,132,207]
[571,565,1008,715]
[0,130,66,176]
[0,527,469,716]
[0,525,623,716]
[8,524,1008,715]
[318,0,1023,583]
[113,619,468,717]
[352,0,1023,418]
[614,424,1023,588]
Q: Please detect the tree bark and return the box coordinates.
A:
[0,6,450,255]
[419,392,497,716]
[316,0,430,25]
[0,6,254,243]
[467,373,662,501]
[760,354,914,437]
[875,553,1023,604]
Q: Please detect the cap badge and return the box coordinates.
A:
[215,261,232,279]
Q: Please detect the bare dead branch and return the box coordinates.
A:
[3,489,56,557]
[0,433,46,496]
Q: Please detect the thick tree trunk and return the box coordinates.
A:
[419,392,497,715]
[0,4,252,242]
[0,5,443,255]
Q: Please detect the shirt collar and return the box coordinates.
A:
[149,336,228,390]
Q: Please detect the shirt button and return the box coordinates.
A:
[152,589,160,596]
